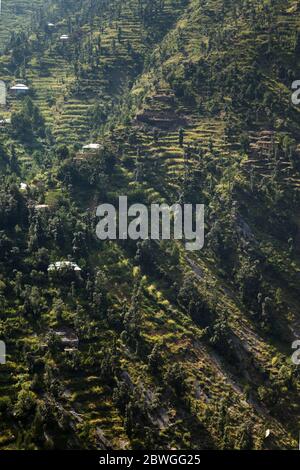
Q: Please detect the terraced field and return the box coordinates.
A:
[1,0,187,147]
[0,0,44,50]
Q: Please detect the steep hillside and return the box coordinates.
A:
[0,0,299,451]
[0,0,45,50]
[1,0,186,147]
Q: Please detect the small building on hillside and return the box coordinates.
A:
[52,327,79,349]
[64,347,78,353]
[48,261,81,273]
[34,204,50,211]
[82,143,101,152]
[10,84,29,95]
[20,183,28,191]
[75,143,101,161]
[0,118,11,127]
[60,34,69,41]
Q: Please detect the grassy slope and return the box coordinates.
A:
[104,0,300,446]
[0,0,44,50]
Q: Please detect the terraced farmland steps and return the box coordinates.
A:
[243,130,300,191]
[0,0,44,50]
[61,370,129,449]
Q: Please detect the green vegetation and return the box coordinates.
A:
[0,0,299,450]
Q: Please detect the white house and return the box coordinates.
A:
[265,429,271,438]
[82,143,100,151]
[0,118,11,127]
[34,204,50,211]
[60,34,69,41]
[48,261,81,272]
[10,84,29,95]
